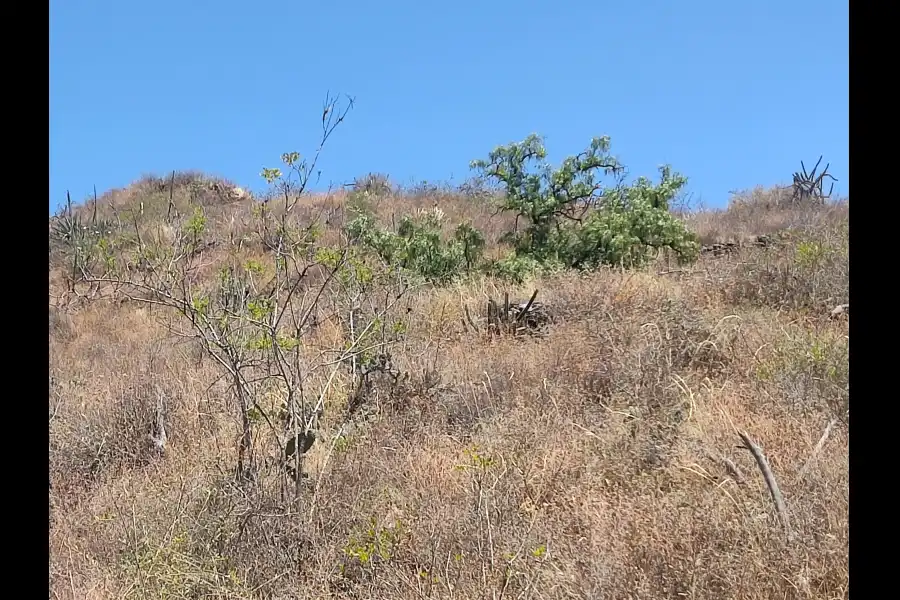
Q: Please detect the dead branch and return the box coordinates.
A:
[166,170,177,223]
[798,417,838,480]
[738,430,793,539]
[791,155,838,204]
[479,290,549,336]
[514,289,540,324]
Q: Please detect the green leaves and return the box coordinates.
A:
[568,166,699,268]
[260,167,282,184]
[261,152,302,184]
[347,212,485,283]
[471,136,698,271]
[281,151,301,167]
[346,135,698,282]
[183,206,207,240]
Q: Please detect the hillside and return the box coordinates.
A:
[49,164,849,599]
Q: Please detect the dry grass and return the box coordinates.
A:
[50,178,849,599]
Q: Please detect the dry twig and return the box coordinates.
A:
[738,430,793,540]
[798,417,838,479]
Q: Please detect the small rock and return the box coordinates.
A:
[829,304,849,318]
[230,186,251,201]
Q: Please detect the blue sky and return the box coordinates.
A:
[50,0,848,213]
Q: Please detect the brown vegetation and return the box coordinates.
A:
[50,176,848,599]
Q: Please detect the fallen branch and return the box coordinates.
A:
[738,431,793,540]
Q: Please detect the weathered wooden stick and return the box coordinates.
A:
[515,289,540,324]
[798,417,838,479]
[739,430,793,540]
[503,292,509,325]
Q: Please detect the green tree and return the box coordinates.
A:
[471,135,699,269]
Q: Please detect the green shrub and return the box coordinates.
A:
[568,166,700,268]
[471,135,699,269]
[483,253,553,283]
[347,211,485,283]
[49,206,119,277]
[755,327,849,419]
[347,134,698,282]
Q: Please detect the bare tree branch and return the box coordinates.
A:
[738,431,793,540]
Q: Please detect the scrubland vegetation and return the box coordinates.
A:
[49,98,848,599]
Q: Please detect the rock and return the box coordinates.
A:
[829,303,849,319]
[230,186,251,201]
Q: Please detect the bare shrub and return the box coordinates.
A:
[49,375,179,505]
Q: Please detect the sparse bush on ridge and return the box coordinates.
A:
[351,172,394,196]
[347,134,700,283]
[49,98,848,599]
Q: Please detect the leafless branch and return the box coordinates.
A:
[791,155,838,204]
[798,417,838,480]
[738,431,793,540]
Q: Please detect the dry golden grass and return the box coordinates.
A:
[50,178,848,599]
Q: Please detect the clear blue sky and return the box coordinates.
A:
[50,0,848,212]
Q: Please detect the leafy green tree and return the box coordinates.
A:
[471,135,699,269]
[470,134,623,261]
